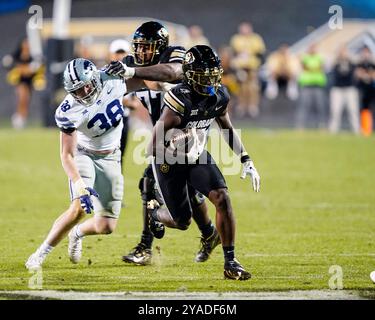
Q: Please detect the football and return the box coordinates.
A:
[168,128,196,150]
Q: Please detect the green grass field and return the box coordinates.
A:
[0,128,374,296]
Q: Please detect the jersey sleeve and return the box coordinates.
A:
[160,46,186,64]
[55,97,80,133]
[114,77,127,97]
[99,71,126,96]
[163,88,186,116]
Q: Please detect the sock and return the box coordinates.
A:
[223,246,235,262]
[199,221,215,239]
[38,241,54,255]
[75,225,85,238]
[141,231,153,249]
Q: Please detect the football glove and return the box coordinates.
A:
[74,179,99,214]
[186,145,201,164]
[185,129,203,163]
[104,61,135,80]
[240,160,260,192]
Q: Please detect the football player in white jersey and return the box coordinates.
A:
[25,57,183,270]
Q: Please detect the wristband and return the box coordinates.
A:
[240,152,251,163]
[127,67,136,78]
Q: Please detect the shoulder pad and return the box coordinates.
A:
[160,46,186,64]
[220,85,230,101]
[163,86,186,116]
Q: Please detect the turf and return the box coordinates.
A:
[0,128,374,293]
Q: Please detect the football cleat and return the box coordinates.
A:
[122,243,152,266]
[25,251,46,270]
[147,200,165,239]
[224,258,251,280]
[195,229,221,263]
[68,227,82,264]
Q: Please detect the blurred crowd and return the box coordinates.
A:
[2,21,375,135]
[220,22,375,136]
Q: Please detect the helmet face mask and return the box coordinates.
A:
[63,59,102,106]
[132,39,160,66]
[185,67,223,96]
[132,21,169,66]
[70,83,99,106]
[183,45,223,96]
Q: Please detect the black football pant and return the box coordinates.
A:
[152,150,227,227]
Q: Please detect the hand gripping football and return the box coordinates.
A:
[169,128,196,150]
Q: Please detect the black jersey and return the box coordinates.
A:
[128,89,163,125]
[163,83,230,131]
[123,46,186,124]
[162,84,230,156]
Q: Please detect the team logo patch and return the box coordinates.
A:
[184,52,195,64]
[160,164,170,173]
[158,27,168,39]
[180,88,190,94]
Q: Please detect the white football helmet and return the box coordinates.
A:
[63,58,102,106]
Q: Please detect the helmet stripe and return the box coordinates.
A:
[72,59,80,82]
[68,61,78,83]
[67,61,75,83]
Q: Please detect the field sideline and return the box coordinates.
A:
[0,128,374,297]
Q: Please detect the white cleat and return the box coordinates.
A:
[68,228,82,264]
[25,251,46,270]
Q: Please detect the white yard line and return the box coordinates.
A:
[0,290,370,300]
[244,253,375,257]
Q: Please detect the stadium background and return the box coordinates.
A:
[0,0,374,128]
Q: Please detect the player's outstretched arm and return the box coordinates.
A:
[216,111,261,192]
[60,131,98,213]
[105,60,183,83]
[134,63,183,82]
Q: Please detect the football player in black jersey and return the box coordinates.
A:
[148,45,261,280]
[117,22,221,266]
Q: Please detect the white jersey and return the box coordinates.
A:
[55,73,126,151]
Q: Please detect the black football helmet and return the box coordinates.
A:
[132,21,169,66]
[182,45,223,96]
